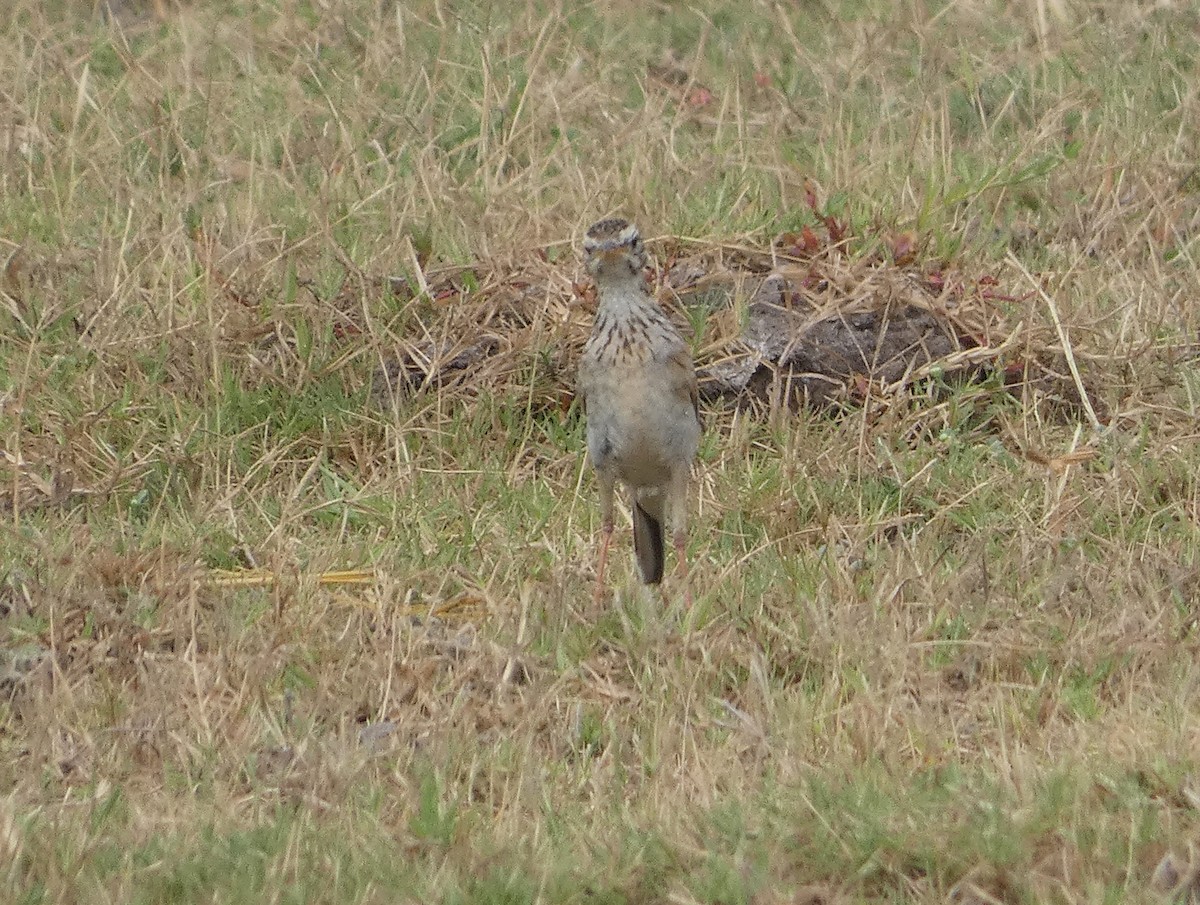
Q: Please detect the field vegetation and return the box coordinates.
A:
[3,0,1200,902]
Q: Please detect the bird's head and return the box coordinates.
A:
[583,218,646,281]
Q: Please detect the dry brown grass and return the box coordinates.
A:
[3,1,1200,902]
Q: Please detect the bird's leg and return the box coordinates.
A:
[593,473,616,604]
[668,467,692,607]
[673,528,691,608]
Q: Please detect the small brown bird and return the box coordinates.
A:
[576,218,701,604]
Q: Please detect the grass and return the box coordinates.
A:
[3,0,1200,902]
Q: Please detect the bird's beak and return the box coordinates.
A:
[596,247,625,265]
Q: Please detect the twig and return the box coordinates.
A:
[1005,251,1101,430]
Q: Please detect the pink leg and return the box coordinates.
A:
[668,468,692,607]
[674,529,692,607]
[593,473,616,604]
[593,521,613,604]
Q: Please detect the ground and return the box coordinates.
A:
[2,1,1200,903]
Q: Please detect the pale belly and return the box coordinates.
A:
[584,369,699,488]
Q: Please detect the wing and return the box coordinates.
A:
[576,354,595,414]
[665,344,701,427]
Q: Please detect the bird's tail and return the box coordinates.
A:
[632,493,665,585]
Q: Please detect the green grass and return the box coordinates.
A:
[3,0,1200,902]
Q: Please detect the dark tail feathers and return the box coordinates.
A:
[632,500,664,584]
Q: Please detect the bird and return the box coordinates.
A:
[576,217,701,605]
